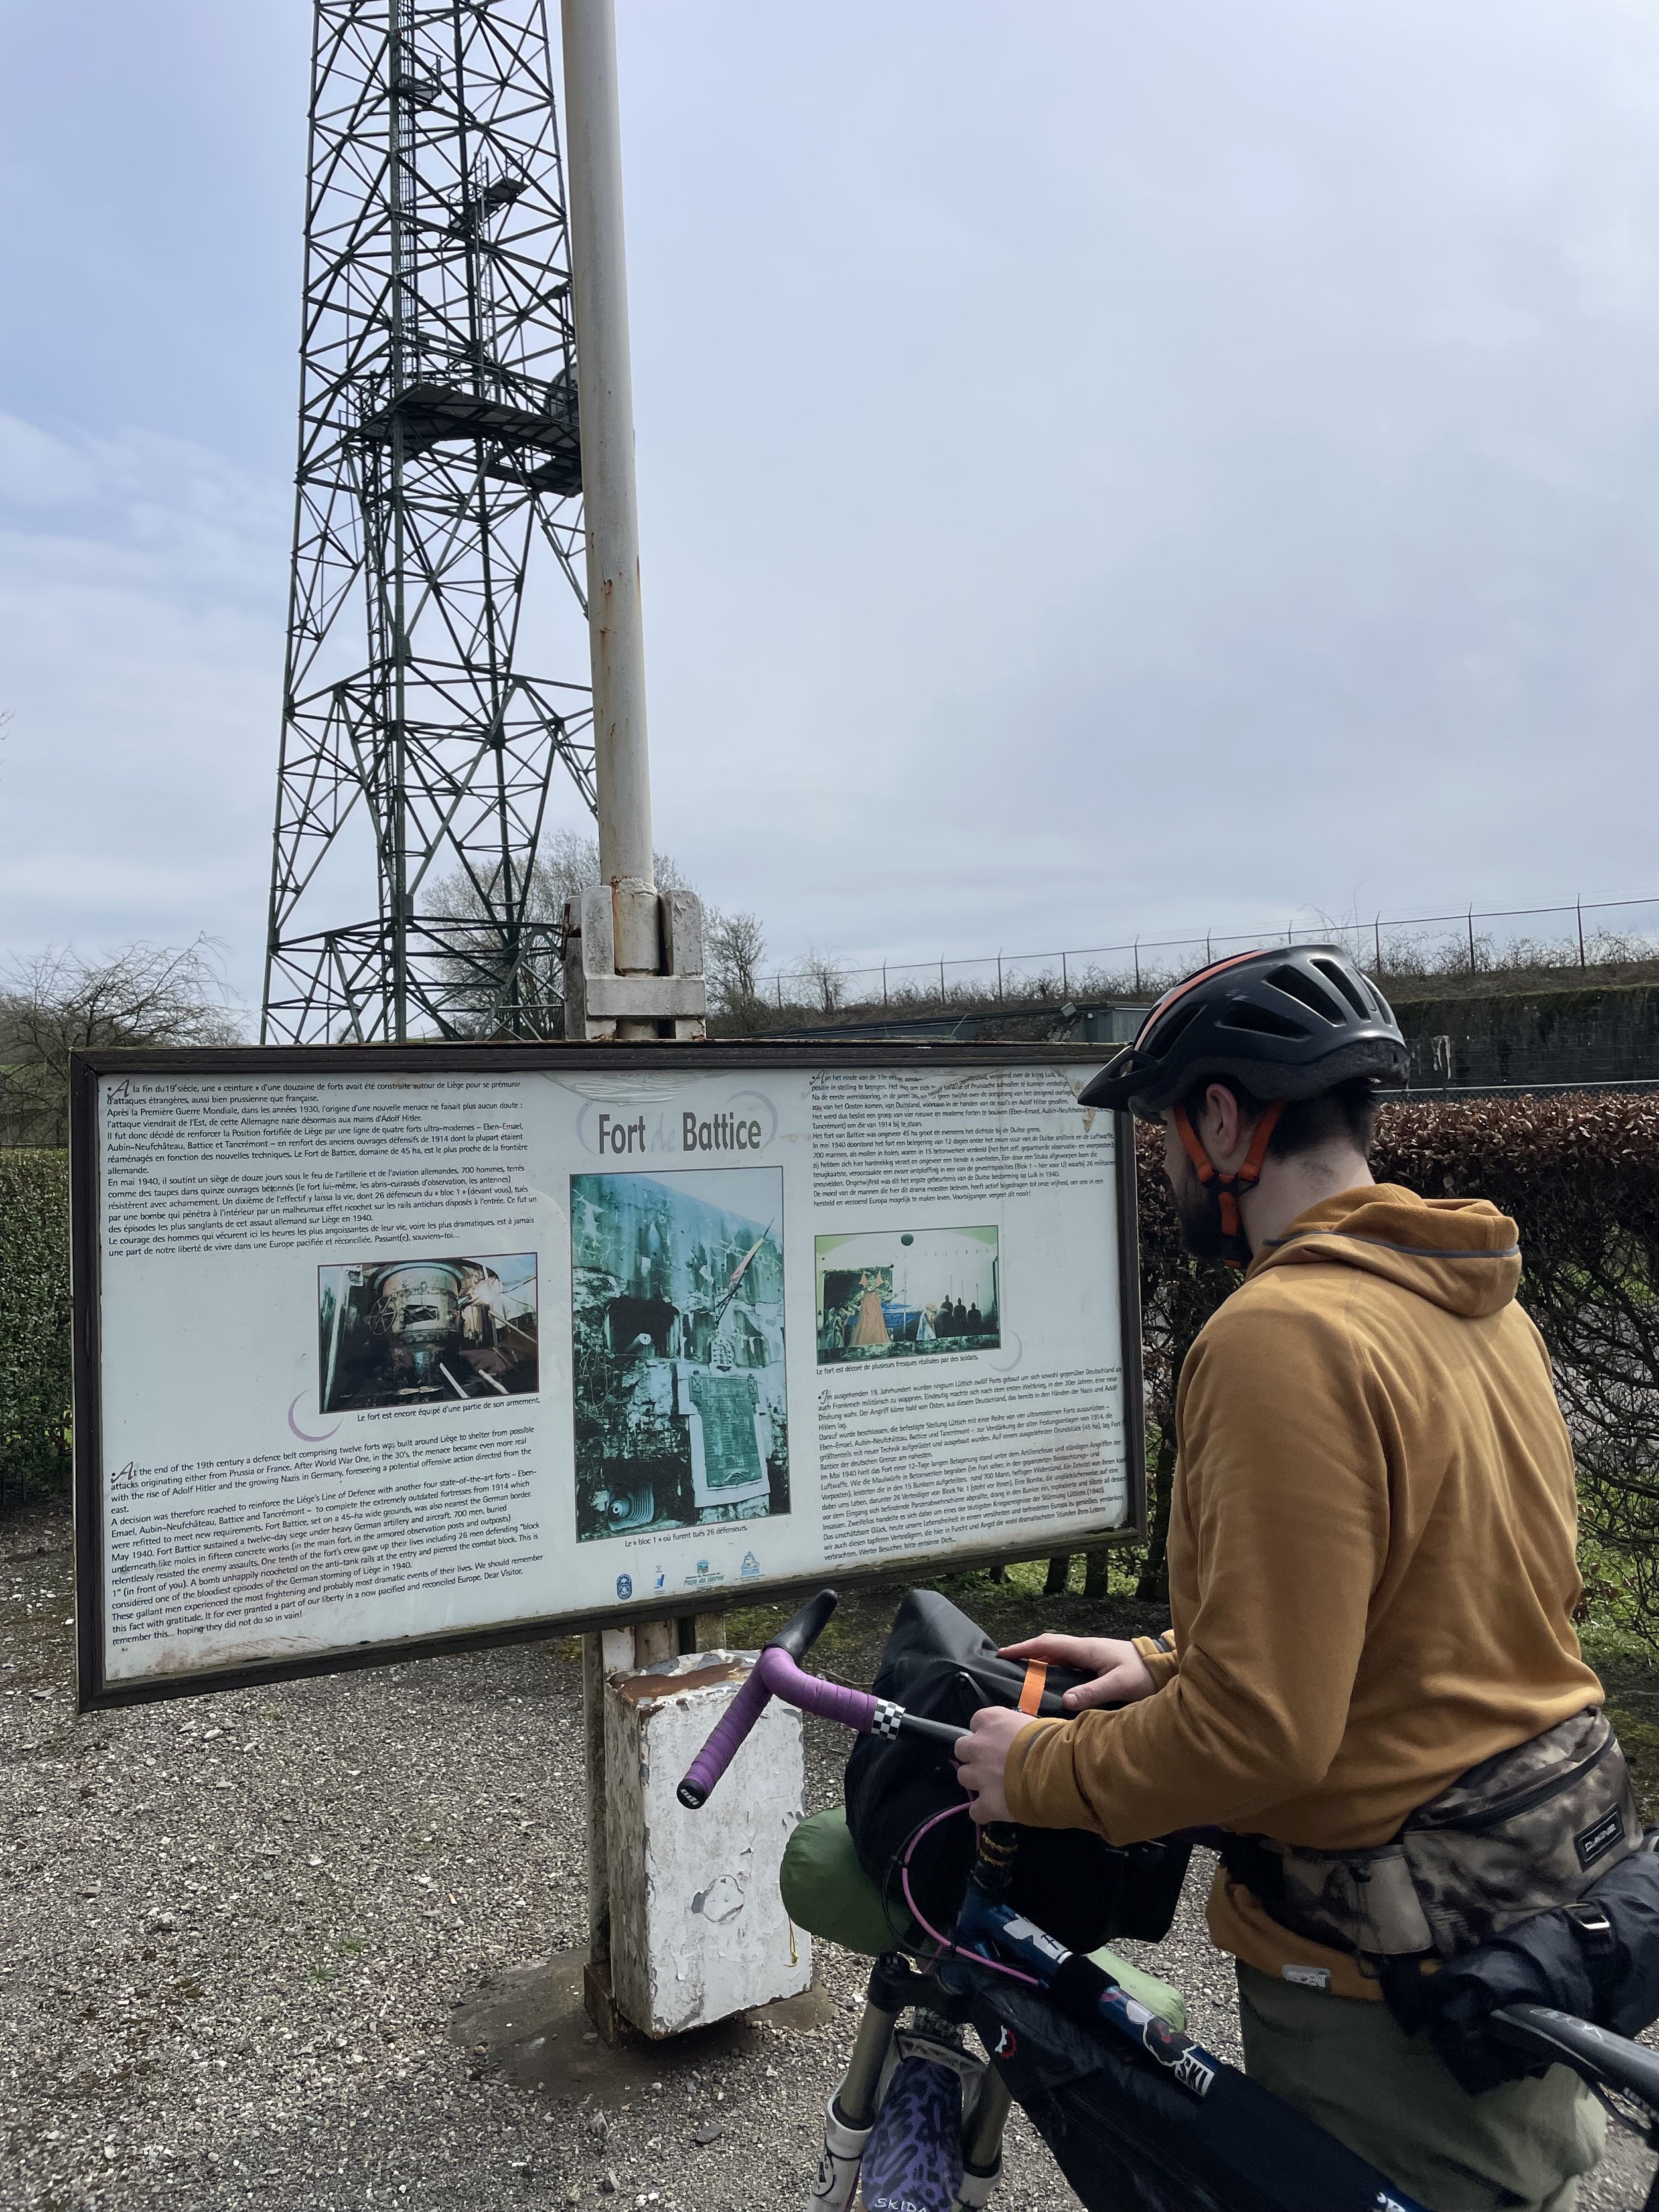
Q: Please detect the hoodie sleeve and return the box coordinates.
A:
[1131,1631,1179,1690]
[1005,1292,1390,1841]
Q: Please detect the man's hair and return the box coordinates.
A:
[1177,1072,1379,1161]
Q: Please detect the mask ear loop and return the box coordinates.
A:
[1171,1098,1287,1240]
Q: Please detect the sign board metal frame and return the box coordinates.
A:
[71,1041,1144,1711]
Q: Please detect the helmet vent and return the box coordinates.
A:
[1266,964,1346,1025]
[1218,1001,1309,1039]
[1147,999,1206,1052]
[1310,956,1371,1020]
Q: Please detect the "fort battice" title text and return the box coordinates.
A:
[594,1110,764,1156]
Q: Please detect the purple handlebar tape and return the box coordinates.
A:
[678,1645,881,1808]
[759,1643,880,1732]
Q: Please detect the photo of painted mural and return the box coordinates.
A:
[317,1254,540,1412]
[814,1225,1001,1364]
[569,1169,789,1542]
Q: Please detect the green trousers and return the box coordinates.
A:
[1236,1962,1605,2212]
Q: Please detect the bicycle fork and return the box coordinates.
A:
[806,1954,1011,2212]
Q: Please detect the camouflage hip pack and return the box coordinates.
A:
[1222,1706,1643,1962]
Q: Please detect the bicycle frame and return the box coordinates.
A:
[678,1589,1659,2212]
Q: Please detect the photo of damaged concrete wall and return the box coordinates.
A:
[570,1168,788,1543]
[318,1254,540,1412]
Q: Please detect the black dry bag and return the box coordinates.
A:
[842,1588,1190,1956]
[1419,1827,1659,2095]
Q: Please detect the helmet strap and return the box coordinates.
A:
[1171,1098,1287,1242]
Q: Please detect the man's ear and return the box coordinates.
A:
[1201,1082,1248,1167]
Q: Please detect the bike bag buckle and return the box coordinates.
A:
[1563,1900,1617,1959]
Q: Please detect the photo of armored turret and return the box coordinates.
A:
[317,1254,539,1412]
[570,1169,788,1542]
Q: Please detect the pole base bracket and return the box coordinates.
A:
[563,883,707,1039]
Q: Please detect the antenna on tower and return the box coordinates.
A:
[262,0,597,1045]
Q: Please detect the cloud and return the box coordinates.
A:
[3,0,1659,1002]
[0,414,288,1001]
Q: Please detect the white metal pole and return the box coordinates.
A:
[560,0,658,984]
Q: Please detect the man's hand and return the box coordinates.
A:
[953,1705,1029,1824]
[998,1633,1158,1712]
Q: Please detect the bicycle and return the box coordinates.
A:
[678,1589,1659,2212]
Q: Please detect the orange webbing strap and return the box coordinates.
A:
[1171,1102,1217,1185]
[1017,1660,1048,1716]
[1173,1097,1287,1239]
[1230,1097,1286,1203]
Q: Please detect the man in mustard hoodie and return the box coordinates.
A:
[955,944,1607,2212]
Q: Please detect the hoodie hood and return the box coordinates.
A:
[1249,1183,1521,1319]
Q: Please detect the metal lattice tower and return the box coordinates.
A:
[262,0,596,1044]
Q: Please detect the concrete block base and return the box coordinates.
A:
[603,1651,810,2037]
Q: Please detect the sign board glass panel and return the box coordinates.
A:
[70,1043,1142,1707]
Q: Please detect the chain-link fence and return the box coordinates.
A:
[755,894,1659,1017]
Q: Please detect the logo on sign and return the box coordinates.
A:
[741,1551,760,1580]
[616,1573,633,1601]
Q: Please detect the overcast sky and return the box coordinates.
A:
[3,0,1658,1008]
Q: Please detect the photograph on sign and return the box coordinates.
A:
[318,1253,540,1412]
[72,1046,1141,1706]
[815,1225,999,1363]
[570,1167,787,1543]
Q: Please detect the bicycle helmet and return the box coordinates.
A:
[1079,944,1407,1119]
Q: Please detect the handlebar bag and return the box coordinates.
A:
[843,1587,1190,1956]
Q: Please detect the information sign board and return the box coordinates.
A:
[70,1043,1142,1708]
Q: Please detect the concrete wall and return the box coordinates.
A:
[1394,982,1659,1090]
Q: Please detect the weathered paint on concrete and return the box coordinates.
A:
[604,1649,811,2036]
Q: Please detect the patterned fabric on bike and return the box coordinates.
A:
[844,1590,1192,1954]
[858,2055,964,2212]
[964,1971,1417,2212]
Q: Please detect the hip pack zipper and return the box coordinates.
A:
[1409,1729,1617,1836]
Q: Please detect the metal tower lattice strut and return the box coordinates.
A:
[263,0,595,1045]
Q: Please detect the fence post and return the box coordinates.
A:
[775,972,782,1009]
[939,958,946,1005]
[1374,915,1382,972]
[1133,938,1141,992]
[882,962,888,1008]
[1467,907,1477,974]
[996,954,1003,1005]
[1061,950,1068,995]
[1577,901,1585,969]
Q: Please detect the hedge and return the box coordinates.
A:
[1133,1092,1659,1629]
[0,1148,71,1504]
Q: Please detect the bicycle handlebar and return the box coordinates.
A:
[678,1586,964,1808]
[1492,2003,1659,2116]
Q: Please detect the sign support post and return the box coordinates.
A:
[558,0,705,1049]
[559,0,713,2041]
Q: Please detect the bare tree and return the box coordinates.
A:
[706,910,766,1016]
[794,948,849,1015]
[0,940,244,1147]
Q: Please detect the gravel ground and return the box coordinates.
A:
[3,1503,1654,2211]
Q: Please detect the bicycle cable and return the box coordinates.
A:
[894,1801,1043,1987]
